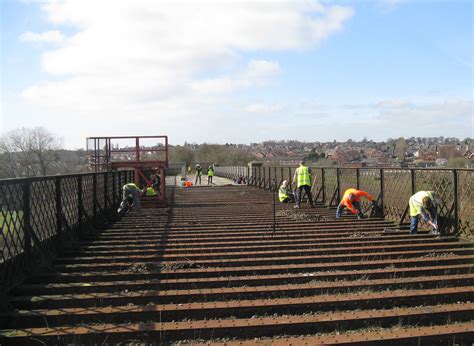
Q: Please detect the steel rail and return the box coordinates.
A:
[1,303,473,342]
[54,241,471,264]
[203,322,474,345]
[14,263,474,295]
[3,287,473,329]
[28,255,474,282]
[9,273,474,309]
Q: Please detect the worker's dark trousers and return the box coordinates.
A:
[295,185,314,207]
[410,207,437,234]
[208,176,213,184]
[195,174,202,185]
[281,193,295,203]
[336,201,361,218]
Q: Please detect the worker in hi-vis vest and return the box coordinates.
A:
[117,182,144,216]
[279,180,295,203]
[207,164,215,185]
[336,188,375,219]
[292,160,314,209]
[145,187,157,196]
[409,191,438,235]
[195,164,202,185]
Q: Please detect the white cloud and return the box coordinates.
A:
[376,0,408,13]
[267,97,473,142]
[191,59,281,94]
[376,99,413,108]
[21,0,353,119]
[245,103,282,114]
[19,30,64,43]
[376,99,473,123]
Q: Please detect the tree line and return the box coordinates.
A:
[0,128,257,179]
[170,144,256,167]
[1,127,470,179]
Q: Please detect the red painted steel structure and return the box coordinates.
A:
[86,135,169,206]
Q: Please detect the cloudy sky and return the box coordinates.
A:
[1,0,472,149]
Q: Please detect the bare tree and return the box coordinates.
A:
[394,137,407,161]
[0,139,18,178]
[0,127,62,178]
[170,146,195,166]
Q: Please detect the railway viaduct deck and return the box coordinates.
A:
[1,180,473,345]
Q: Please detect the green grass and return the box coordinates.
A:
[1,210,23,235]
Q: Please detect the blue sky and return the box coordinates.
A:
[1,0,472,149]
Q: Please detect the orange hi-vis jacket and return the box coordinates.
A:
[340,188,375,214]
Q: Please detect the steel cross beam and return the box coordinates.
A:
[86,135,169,206]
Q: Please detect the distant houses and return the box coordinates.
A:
[239,137,473,168]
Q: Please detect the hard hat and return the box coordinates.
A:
[281,180,288,188]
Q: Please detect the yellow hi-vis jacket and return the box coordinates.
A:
[208,167,214,176]
[409,191,435,217]
[294,165,311,187]
[279,187,289,202]
[145,187,157,196]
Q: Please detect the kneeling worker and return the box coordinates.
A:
[279,180,295,203]
[409,191,438,235]
[118,182,144,216]
[145,186,157,196]
[336,188,375,219]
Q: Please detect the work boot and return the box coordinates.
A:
[294,205,300,209]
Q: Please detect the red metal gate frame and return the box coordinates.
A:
[87,135,169,206]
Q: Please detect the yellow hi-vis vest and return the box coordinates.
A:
[409,191,434,216]
[296,165,311,187]
[208,168,214,176]
[279,187,288,202]
[145,187,157,196]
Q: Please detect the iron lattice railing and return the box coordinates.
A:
[0,170,134,295]
[215,166,473,238]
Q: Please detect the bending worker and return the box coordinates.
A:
[279,180,295,203]
[117,182,143,216]
[336,188,374,219]
[292,160,314,209]
[409,191,438,235]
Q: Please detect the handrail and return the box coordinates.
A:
[215,165,473,238]
[0,170,135,295]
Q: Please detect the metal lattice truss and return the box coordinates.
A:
[0,171,134,295]
[216,166,473,237]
